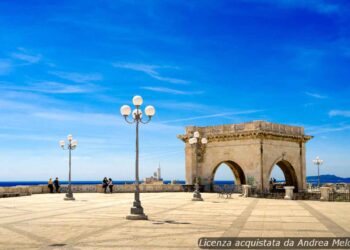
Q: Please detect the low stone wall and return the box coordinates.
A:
[0,184,184,196]
[0,186,33,196]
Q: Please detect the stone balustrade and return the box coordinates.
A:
[0,184,184,197]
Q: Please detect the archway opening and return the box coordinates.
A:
[211,161,246,191]
[269,160,298,192]
[213,163,236,185]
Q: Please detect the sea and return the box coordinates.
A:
[0,180,235,187]
[1,177,349,187]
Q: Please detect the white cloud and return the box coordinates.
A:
[306,124,350,135]
[112,62,189,84]
[50,71,103,83]
[0,133,58,142]
[0,99,37,111]
[33,110,120,125]
[243,0,339,14]
[329,110,350,118]
[141,86,203,95]
[0,81,97,94]
[0,60,12,75]
[32,81,97,94]
[162,110,262,123]
[32,109,182,132]
[154,101,213,112]
[305,92,327,99]
[11,52,41,64]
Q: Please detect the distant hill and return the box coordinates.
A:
[306,174,350,184]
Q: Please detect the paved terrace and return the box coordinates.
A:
[0,193,349,249]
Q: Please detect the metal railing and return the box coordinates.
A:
[213,184,242,198]
[329,187,350,202]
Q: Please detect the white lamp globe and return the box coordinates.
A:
[59,140,65,147]
[201,138,208,144]
[120,105,131,116]
[189,137,198,144]
[72,140,78,147]
[193,131,200,138]
[132,109,142,119]
[132,95,143,106]
[145,105,155,117]
[67,134,73,141]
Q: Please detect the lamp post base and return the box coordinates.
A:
[126,204,148,220]
[64,193,75,201]
[64,196,75,201]
[126,213,148,220]
[192,197,203,201]
[192,191,203,201]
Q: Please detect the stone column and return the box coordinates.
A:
[320,187,330,201]
[284,186,294,200]
[242,185,251,198]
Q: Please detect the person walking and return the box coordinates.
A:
[48,178,54,193]
[108,178,114,193]
[102,177,108,193]
[54,177,60,193]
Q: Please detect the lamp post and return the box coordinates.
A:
[59,134,78,201]
[313,156,323,188]
[189,131,207,201]
[121,95,155,220]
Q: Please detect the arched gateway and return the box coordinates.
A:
[177,121,313,191]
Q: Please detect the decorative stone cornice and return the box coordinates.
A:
[177,121,313,143]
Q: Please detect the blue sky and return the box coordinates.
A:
[0,0,349,181]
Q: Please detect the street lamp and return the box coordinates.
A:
[121,95,155,220]
[313,156,323,188]
[189,131,207,201]
[59,134,78,201]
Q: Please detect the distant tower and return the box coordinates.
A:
[157,162,162,180]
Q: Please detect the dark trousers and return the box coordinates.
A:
[109,185,113,193]
[48,184,53,193]
[55,186,60,193]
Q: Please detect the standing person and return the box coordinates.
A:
[54,177,60,193]
[48,178,54,193]
[108,178,113,193]
[102,177,108,193]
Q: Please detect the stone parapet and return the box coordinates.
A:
[178,120,313,143]
[0,184,184,196]
[0,186,32,197]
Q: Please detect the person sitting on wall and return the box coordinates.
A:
[48,178,54,193]
[54,177,60,193]
[108,178,113,193]
[102,177,108,193]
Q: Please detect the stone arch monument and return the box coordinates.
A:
[177,121,313,191]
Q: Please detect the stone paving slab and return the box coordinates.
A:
[0,193,349,249]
